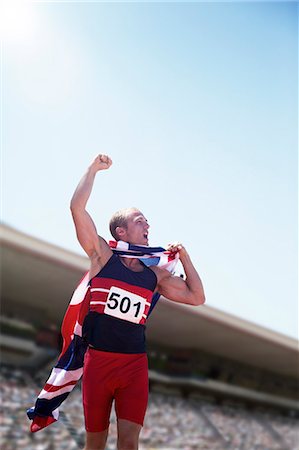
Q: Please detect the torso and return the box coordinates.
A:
[89,237,168,292]
[83,253,158,354]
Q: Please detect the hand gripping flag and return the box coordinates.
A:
[27,241,179,432]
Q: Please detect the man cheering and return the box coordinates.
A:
[70,154,205,450]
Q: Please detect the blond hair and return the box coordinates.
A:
[109,207,140,240]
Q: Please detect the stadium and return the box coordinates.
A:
[1,223,298,450]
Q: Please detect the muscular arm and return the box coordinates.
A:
[70,155,113,261]
[156,244,205,306]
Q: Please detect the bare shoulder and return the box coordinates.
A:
[89,236,113,279]
[98,235,113,256]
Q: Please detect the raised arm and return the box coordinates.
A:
[70,154,113,262]
[155,243,205,306]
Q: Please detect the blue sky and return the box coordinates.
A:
[1,1,298,339]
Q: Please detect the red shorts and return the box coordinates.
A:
[82,348,149,432]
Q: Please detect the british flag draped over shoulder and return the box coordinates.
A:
[27,241,179,432]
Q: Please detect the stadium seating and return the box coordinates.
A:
[1,365,298,450]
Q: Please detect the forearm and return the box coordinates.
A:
[180,251,205,305]
[69,155,112,257]
[70,165,97,211]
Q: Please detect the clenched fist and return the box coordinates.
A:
[166,242,188,259]
[91,154,113,172]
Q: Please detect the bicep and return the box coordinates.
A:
[71,208,102,257]
[158,273,192,304]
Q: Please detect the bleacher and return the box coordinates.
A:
[1,365,298,450]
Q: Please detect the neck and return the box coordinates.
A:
[120,256,139,266]
[120,256,143,271]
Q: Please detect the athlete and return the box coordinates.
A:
[70,154,206,450]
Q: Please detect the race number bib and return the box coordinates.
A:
[104,286,147,324]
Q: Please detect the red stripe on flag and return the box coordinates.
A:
[31,416,57,433]
[44,380,77,392]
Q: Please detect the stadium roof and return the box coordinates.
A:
[1,223,298,379]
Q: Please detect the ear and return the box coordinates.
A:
[116,226,126,239]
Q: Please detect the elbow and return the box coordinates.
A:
[70,199,78,211]
[191,292,206,306]
[70,201,84,214]
[70,203,77,218]
[70,200,76,212]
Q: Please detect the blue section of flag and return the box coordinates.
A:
[127,243,165,253]
[140,257,161,266]
[27,393,69,419]
[147,292,161,317]
[55,335,88,371]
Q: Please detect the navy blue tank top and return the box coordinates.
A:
[82,253,157,353]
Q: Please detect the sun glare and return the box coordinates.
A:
[0,0,37,42]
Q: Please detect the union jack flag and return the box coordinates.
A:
[27,241,178,432]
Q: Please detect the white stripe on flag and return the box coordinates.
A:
[39,384,74,400]
[52,408,59,420]
[73,321,82,336]
[69,272,90,306]
[47,367,83,386]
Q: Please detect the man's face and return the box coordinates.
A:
[120,210,150,245]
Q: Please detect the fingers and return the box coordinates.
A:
[96,154,113,169]
[99,154,110,164]
[166,242,183,253]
